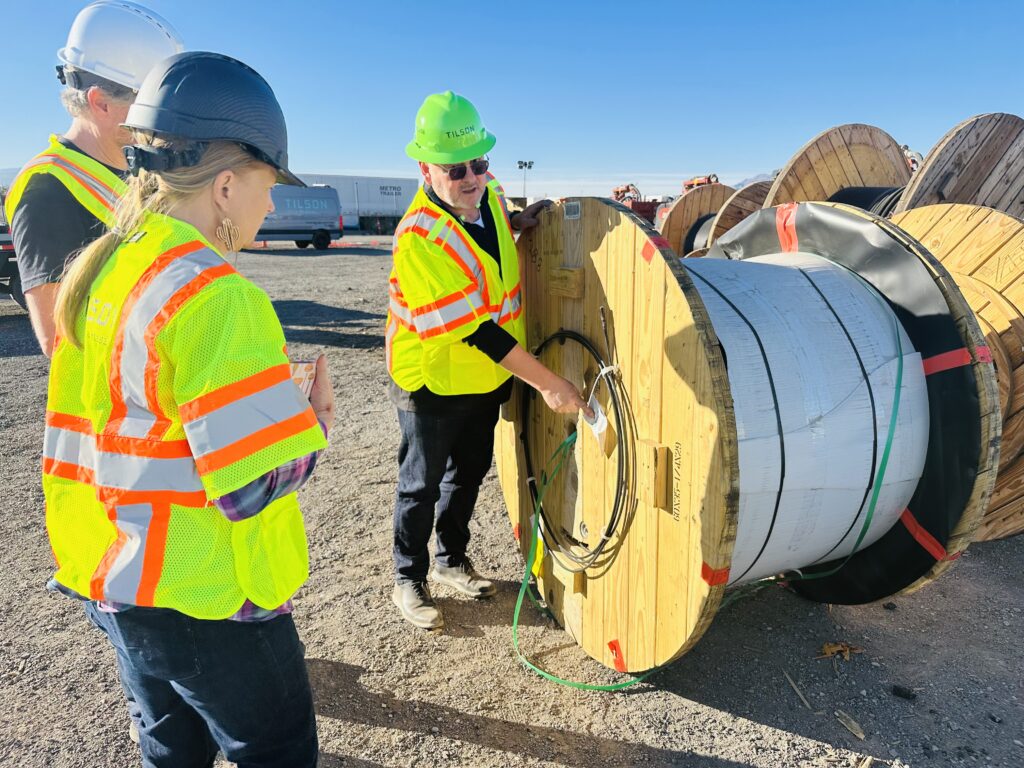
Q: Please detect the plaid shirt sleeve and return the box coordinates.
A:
[212,420,328,522]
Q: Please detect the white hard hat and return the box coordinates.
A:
[58,1,184,91]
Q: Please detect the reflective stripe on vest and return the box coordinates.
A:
[385,178,526,394]
[178,365,318,475]
[107,241,234,440]
[3,135,126,228]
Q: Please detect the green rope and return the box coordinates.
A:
[512,432,655,691]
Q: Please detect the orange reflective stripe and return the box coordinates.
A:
[43,457,95,485]
[46,411,92,434]
[37,152,118,194]
[179,364,293,423]
[418,306,483,339]
[193,409,318,476]
[107,240,207,435]
[135,501,171,606]
[95,487,210,508]
[95,433,192,459]
[441,226,492,306]
[143,261,236,439]
[411,288,475,317]
[37,158,116,213]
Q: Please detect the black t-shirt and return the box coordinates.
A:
[10,138,126,292]
[388,185,519,412]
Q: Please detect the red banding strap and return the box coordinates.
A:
[512,523,521,541]
[607,639,627,673]
[900,508,960,562]
[702,561,730,586]
[775,203,799,253]
[922,346,991,376]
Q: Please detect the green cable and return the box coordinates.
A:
[512,432,655,690]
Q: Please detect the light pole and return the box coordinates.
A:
[517,160,533,199]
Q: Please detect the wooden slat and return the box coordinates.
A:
[657,183,735,255]
[709,181,772,244]
[892,203,1024,542]
[896,113,1024,218]
[764,124,909,207]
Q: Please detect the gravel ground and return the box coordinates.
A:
[0,238,1021,767]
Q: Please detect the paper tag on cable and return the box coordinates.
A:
[583,393,608,439]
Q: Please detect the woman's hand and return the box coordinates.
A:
[309,354,335,433]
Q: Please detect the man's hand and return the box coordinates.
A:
[511,199,552,232]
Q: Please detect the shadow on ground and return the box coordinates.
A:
[272,299,385,349]
[309,658,751,768]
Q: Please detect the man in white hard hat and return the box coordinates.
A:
[3,1,183,356]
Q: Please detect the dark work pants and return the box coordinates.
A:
[393,405,500,583]
[83,602,318,768]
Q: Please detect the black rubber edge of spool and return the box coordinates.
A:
[706,202,989,605]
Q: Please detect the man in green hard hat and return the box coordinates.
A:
[387,90,591,630]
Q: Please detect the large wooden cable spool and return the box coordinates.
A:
[894,113,1024,217]
[495,198,999,673]
[892,203,1024,540]
[707,180,772,245]
[656,182,735,257]
[762,124,910,208]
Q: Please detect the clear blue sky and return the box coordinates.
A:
[2,0,1021,198]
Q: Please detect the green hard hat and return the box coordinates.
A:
[405,91,497,164]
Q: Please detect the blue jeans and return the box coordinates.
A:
[393,405,500,583]
[83,602,318,768]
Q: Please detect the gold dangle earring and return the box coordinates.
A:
[216,217,240,254]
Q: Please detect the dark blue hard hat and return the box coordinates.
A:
[123,51,303,186]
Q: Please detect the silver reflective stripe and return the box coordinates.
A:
[116,247,226,439]
[101,503,152,603]
[434,224,483,285]
[389,295,413,326]
[26,155,120,210]
[44,424,94,467]
[395,209,441,240]
[412,291,485,336]
[44,425,204,493]
[494,291,522,324]
[385,316,398,372]
[184,379,310,458]
[95,452,204,493]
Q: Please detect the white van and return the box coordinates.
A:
[258,184,343,250]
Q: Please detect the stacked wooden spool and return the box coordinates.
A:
[495,197,999,673]
[653,114,1024,540]
[745,113,1024,540]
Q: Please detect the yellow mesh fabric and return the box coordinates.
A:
[231,495,309,610]
[45,477,115,596]
[153,503,246,619]
[163,275,326,498]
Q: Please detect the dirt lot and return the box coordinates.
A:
[1,238,1021,767]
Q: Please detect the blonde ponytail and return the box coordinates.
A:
[54,137,263,347]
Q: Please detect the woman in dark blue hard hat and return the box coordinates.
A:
[45,51,332,767]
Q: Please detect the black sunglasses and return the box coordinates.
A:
[440,158,489,181]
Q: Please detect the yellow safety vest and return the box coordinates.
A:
[387,175,526,395]
[4,135,126,228]
[44,211,326,619]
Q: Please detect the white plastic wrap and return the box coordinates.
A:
[685,253,929,585]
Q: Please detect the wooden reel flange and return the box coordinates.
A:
[495,198,999,673]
